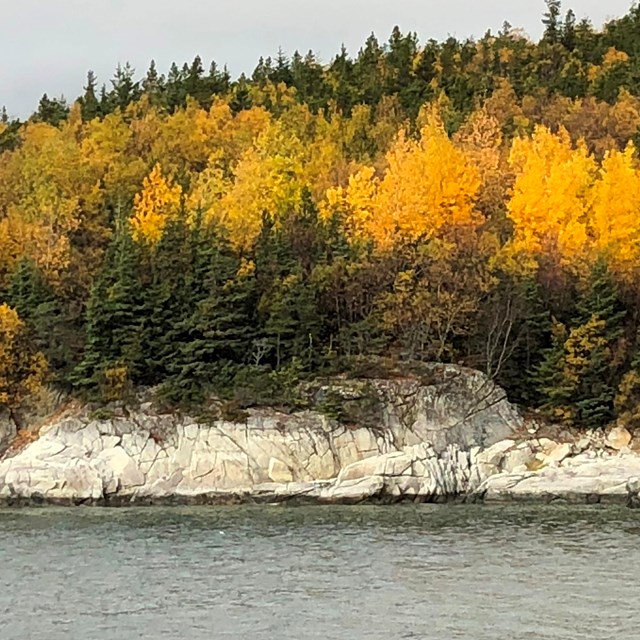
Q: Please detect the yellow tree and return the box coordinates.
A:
[210,121,307,249]
[81,110,148,207]
[329,111,482,250]
[376,234,494,361]
[325,166,378,243]
[454,108,512,221]
[187,152,231,223]
[130,164,182,243]
[0,305,48,414]
[590,143,640,278]
[483,78,529,137]
[147,98,233,176]
[0,120,100,284]
[506,125,596,269]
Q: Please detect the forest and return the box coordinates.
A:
[2,1,640,430]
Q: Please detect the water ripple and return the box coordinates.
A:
[1,504,639,639]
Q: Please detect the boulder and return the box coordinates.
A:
[480,454,640,504]
[541,442,573,466]
[606,426,632,451]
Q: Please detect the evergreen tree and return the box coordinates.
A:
[184,55,208,106]
[110,63,140,111]
[72,220,145,398]
[34,93,69,126]
[272,49,293,86]
[79,71,100,121]
[328,45,356,113]
[230,74,252,112]
[254,193,326,370]
[163,241,256,404]
[165,62,187,111]
[142,60,165,106]
[354,34,385,107]
[205,61,231,99]
[542,0,563,44]
[562,9,577,50]
[534,260,626,428]
[5,259,77,384]
[572,260,626,427]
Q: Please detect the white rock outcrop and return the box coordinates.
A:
[2,366,640,506]
[0,367,521,504]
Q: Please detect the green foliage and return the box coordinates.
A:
[6,259,81,386]
[315,381,383,429]
[534,260,626,428]
[315,388,348,422]
[219,400,250,424]
[72,220,145,399]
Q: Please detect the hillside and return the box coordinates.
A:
[2,2,640,431]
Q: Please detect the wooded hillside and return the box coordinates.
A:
[2,1,640,429]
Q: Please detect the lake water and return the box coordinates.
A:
[1,505,639,639]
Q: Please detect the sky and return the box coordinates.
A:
[0,0,635,117]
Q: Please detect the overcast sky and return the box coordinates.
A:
[1,0,635,117]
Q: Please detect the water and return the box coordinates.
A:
[1,505,639,640]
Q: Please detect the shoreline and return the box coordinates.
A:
[2,368,640,509]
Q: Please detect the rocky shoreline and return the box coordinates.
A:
[1,366,640,507]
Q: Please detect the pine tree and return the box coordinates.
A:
[34,93,69,126]
[230,74,252,113]
[163,242,257,404]
[142,60,165,106]
[6,259,70,381]
[534,319,574,421]
[572,260,626,427]
[254,194,326,370]
[110,63,140,111]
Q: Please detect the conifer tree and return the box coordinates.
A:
[163,241,256,404]
[6,259,72,382]
[542,1,563,44]
[73,220,144,398]
[535,260,626,427]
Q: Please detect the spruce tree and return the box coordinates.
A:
[139,212,194,384]
[162,234,256,405]
[79,71,100,121]
[6,260,67,381]
[572,260,626,427]
[73,220,145,398]
[542,0,563,44]
[534,259,626,428]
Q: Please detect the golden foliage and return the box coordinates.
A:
[603,47,630,68]
[376,232,493,360]
[615,369,640,430]
[506,125,596,268]
[130,164,183,243]
[590,144,640,276]
[454,109,512,219]
[328,111,481,249]
[208,121,307,249]
[0,305,48,410]
[99,363,132,402]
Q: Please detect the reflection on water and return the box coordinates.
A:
[0,504,638,640]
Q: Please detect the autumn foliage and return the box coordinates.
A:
[3,2,640,427]
[0,305,47,412]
